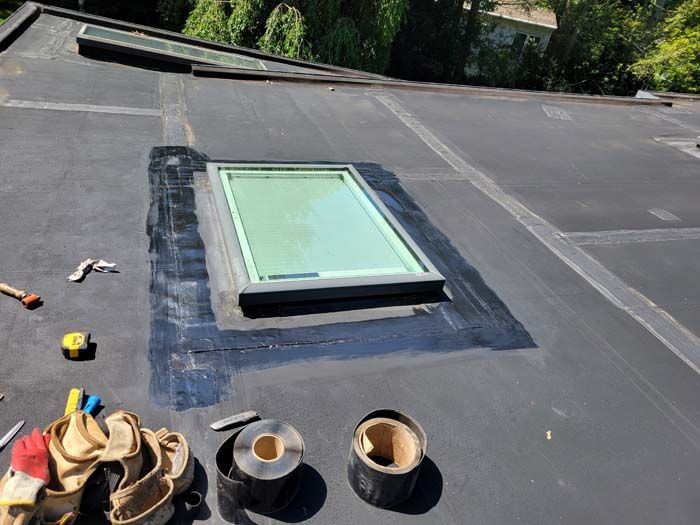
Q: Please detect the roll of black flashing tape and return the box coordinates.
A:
[347,409,427,508]
[216,419,304,521]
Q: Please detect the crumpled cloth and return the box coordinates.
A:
[67,259,117,282]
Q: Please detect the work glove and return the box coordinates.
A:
[11,429,51,484]
[0,429,51,509]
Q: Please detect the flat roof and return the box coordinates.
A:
[1,5,700,524]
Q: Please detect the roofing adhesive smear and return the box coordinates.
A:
[147,149,532,410]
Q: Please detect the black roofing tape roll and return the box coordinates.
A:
[347,409,427,508]
[216,419,304,521]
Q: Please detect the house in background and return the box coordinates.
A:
[470,3,558,56]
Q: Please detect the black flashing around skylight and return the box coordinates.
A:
[207,163,445,306]
[76,24,265,71]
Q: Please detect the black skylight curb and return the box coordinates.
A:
[32,3,386,80]
[0,2,40,53]
[191,65,672,107]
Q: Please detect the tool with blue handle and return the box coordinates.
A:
[83,395,101,416]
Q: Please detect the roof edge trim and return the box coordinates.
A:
[0,1,40,53]
[649,91,700,101]
[192,66,672,108]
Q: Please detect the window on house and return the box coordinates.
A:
[528,35,542,48]
[207,163,445,306]
[511,32,527,56]
[511,33,542,57]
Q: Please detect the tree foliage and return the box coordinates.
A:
[388,0,462,81]
[183,0,229,42]
[181,0,408,72]
[258,3,311,59]
[324,17,362,69]
[172,0,699,95]
[157,0,190,31]
[468,38,547,89]
[543,0,650,95]
[360,0,410,71]
[631,0,700,93]
[228,0,266,47]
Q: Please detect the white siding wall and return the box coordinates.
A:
[489,17,554,51]
[463,15,555,76]
[486,18,554,51]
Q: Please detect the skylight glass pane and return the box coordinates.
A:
[217,167,426,283]
[82,25,264,70]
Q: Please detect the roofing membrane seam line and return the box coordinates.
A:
[374,92,700,378]
[560,227,700,245]
[653,137,700,160]
[160,73,193,145]
[650,90,700,101]
[657,106,695,115]
[644,109,700,134]
[0,98,162,116]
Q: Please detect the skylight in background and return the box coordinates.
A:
[79,24,265,70]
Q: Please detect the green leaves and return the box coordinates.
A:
[542,0,652,95]
[180,0,409,72]
[157,0,190,31]
[183,0,229,42]
[324,17,361,68]
[632,0,700,93]
[228,0,265,47]
[258,3,312,59]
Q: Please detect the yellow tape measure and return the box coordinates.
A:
[61,332,90,360]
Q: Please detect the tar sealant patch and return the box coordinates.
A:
[147,147,533,410]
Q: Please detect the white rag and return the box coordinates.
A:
[67,259,117,282]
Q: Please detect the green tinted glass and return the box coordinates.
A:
[217,167,426,283]
[82,25,264,70]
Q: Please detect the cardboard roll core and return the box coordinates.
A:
[360,421,418,469]
[253,434,285,462]
[347,409,427,508]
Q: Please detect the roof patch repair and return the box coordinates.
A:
[147,147,533,410]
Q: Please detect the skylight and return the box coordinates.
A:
[207,164,444,306]
[77,25,265,70]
